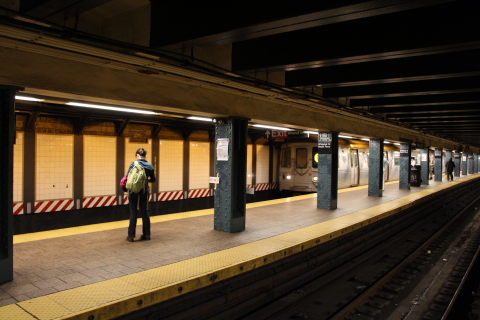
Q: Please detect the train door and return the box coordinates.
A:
[350,149,360,186]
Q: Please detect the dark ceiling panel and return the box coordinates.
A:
[232,1,472,72]
[285,50,480,88]
[152,0,450,47]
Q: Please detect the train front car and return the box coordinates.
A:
[279,138,400,193]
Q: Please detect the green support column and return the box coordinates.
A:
[399,142,411,190]
[474,154,479,174]
[368,138,383,197]
[454,152,461,177]
[468,154,474,174]
[461,153,468,175]
[214,118,248,232]
[434,148,442,182]
[420,148,430,185]
[317,132,338,209]
[0,85,22,283]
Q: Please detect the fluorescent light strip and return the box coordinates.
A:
[393,143,401,146]
[15,96,44,102]
[303,131,318,135]
[66,102,159,115]
[338,135,353,139]
[360,138,370,141]
[252,124,293,131]
[187,116,213,122]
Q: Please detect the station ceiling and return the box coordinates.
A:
[5,0,480,149]
[149,0,480,147]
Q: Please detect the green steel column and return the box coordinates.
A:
[454,152,461,177]
[468,154,474,174]
[420,148,430,185]
[317,132,338,209]
[434,148,442,182]
[474,154,479,174]
[214,118,247,232]
[399,142,411,190]
[0,85,22,283]
[368,138,384,197]
[461,153,468,175]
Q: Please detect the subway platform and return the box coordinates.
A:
[1,175,479,319]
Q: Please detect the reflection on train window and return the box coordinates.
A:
[394,157,400,166]
[281,147,291,168]
[312,147,318,168]
[296,148,308,169]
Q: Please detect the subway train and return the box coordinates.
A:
[279,139,403,192]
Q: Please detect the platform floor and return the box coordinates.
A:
[0,175,478,319]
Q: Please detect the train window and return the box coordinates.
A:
[296,148,308,169]
[312,147,318,168]
[281,147,291,168]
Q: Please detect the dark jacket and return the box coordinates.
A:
[446,160,455,173]
[126,159,156,192]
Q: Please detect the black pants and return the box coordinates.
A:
[447,172,453,181]
[128,192,150,238]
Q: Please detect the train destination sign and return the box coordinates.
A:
[318,132,333,154]
[434,149,442,158]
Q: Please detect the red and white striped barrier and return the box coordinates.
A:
[188,188,212,199]
[255,183,270,191]
[13,202,24,215]
[34,199,74,213]
[270,182,279,190]
[123,193,154,205]
[157,191,184,202]
[82,195,117,208]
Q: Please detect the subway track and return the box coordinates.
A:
[118,179,480,320]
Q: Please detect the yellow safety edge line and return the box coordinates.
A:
[1,176,476,320]
[13,181,398,244]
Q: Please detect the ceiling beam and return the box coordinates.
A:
[388,113,480,120]
[322,76,480,98]
[350,92,480,107]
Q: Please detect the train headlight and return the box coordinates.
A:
[312,176,318,182]
[286,175,292,180]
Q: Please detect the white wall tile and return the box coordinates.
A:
[36,134,73,200]
[84,135,116,196]
[159,140,183,191]
[189,141,209,189]
[256,144,270,183]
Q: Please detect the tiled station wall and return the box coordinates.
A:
[11,117,279,215]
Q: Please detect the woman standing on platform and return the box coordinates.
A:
[124,148,156,242]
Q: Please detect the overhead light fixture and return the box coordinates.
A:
[361,138,370,141]
[303,131,318,135]
[393,143,401,146]
[338,135,353,139]
[384,141,392,144]
[252,124,293,131]
[187,116,213,122]
[15,96,44,102]
[66,102,159,115]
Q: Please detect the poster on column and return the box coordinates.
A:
[318,133,333,154]
[216,138,229,161]
[421,153,427,161]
